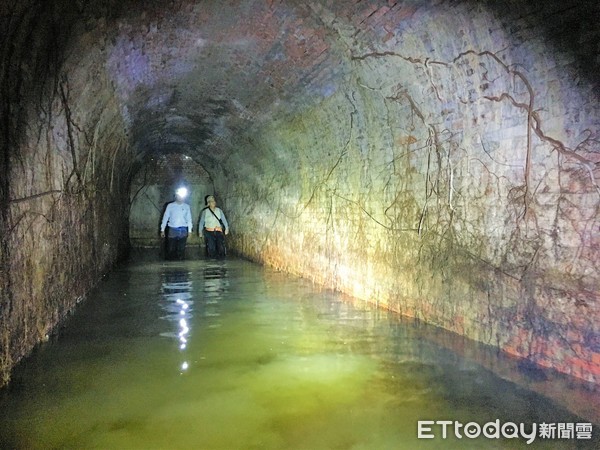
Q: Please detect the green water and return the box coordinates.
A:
[0,252,597,449]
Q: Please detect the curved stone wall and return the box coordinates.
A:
[0,0,134,384]
[0,0,598,385]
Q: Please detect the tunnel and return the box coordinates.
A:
[1,0,599,444]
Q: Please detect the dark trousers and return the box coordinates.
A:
[167,227,188,260]
[203,229,226,258]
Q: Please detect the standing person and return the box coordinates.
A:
[199,195,229,258]
[160,187,193,260]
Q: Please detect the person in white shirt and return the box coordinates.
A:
[199,195,229,258]
[160,187,193,260]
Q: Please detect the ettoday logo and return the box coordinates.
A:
[417,420,593,444]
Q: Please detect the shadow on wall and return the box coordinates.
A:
[485,0,600,88]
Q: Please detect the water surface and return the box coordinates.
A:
[0,251,597,449]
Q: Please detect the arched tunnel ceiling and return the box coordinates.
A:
[2,0,600,388]
[89,0,598,177]
[105,0,348,167]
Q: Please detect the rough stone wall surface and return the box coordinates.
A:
[221,1,600,383]
[0,1,133,385]
[1,0,598,387]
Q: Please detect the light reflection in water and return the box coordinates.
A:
[161,270,193,372]
[1,255,597,449]
[160,266,229,372]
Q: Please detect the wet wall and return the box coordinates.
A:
[0,0,134,385]
[1,0,598,386]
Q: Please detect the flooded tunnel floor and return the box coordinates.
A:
[0,250,598,449]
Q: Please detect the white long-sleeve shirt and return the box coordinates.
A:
[161,201,193,232]
[199,207,229,231]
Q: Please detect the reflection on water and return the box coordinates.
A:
[0,251,598,449]
[202,264,229,324]
[160,270,193,371]
[159,265,230,373]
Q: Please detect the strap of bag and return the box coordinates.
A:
[205,207,225,230]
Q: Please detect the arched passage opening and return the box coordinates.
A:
[129,153,214,249]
